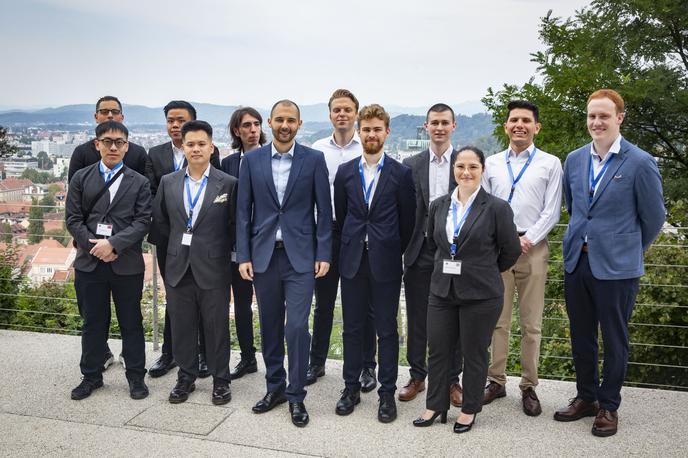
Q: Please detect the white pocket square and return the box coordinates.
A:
[213,193,228,203]
[613,174,623,180]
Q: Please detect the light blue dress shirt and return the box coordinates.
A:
[271,142,295,241]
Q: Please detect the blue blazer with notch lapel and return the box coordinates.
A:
[562,138,665,280]
[334,154,416,282]
[236,142,332,273]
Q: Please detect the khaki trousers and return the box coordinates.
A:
[488,239,549,390]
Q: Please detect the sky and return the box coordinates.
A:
[0,0,593,110]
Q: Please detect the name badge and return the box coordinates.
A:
[231,251,237,263]
[181,232,193,246]
[96,223,113,237]
[442,259,462,275]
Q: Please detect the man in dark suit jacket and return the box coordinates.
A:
[153,120,238,406]
[220,106,266,381]
[145,100,221,379]
[65,121,152,401]
[68,96,147,183]
[333,104,416,423]
[401,103,463,405]
[237,100,332,427]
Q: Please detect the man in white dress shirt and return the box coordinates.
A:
[481,100,563,416]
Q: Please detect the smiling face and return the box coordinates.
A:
[425,110,456,147]
[182,129,214,168]
[95,129,129,168]
[503,107,541,151]
[587,97,624,145]
[268,103,302,146]
[358,117,390,156]
[453,149,484,195]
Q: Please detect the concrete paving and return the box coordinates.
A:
[1,329,686,457]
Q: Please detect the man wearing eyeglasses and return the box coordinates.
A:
[66,120,152,400]
[67,95,148,373]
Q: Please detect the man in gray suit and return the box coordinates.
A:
[66,120,152,401]
[153,120,238,406]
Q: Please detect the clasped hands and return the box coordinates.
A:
[239,261,330,281]
[88,239,118,262]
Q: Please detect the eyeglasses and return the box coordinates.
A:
[98,138,128,148]
[97,108,122,116]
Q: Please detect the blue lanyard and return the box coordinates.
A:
[506,148,536,203]
[449,201,473,258]
[99,161,123,183]
[588,153,614,204]
[359,155,385,206]
[184,175,208,231]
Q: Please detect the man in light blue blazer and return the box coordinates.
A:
[555,89,665,437]
[236,100,332,427]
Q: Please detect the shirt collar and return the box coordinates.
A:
[360,153,384,170]
[328,131,361,149]
[451,185,481,208]
[172,142,184,156]
[429,145,453,164]
[99,160,123,173]
[507,143,535,160]
[271,141,295,158]
[185,164,211,181]
[590,135,622,162]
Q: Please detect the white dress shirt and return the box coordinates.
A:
[360,154,384,241]
[271,142,295,241]
[99,160,124,204]
[428,145,452,204]
[445,186,481,244]
[589,134,622,196]
[482,144,563,244]
[172,143,185,171]
[312,132,363,217]
[183,164,211,230]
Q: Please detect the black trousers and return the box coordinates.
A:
[157,245,206,357]
[426,289,502,414]
[564,252,639,411]
[231,261,256,360]
[311,224,376,368]
[341,251,400,395]
[75,263,146,381]
[166,268,231,382]
[403,240,462,381]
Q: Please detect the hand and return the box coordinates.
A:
[519,236,533,255]
[239,262,254,281]
[315,261,330,278]
[100,253,119,263]
[88,239,115,260]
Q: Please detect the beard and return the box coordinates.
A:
[273,127,296,144]
[362,139,383,156]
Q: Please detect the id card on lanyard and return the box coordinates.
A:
[96,161,123,238]
[183,175,208,245]
[506,148,536,204]
[588,153,614,205]
[359,155,384,207]
[444,201,472,275]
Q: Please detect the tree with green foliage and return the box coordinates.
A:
[36,150,52,170]
[27,198,44,244]
[0,222,12,243]
[14,281,81,334]
[0,125,18,158]
[20,168,55,185]
[39,193,56,209]
[0,244,23,328]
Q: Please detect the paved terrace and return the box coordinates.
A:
[1,330,686,457]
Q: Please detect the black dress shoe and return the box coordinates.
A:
[148,353,176,378]
[198,353,210,378]
[289,402,309,427]
[252,391,287,413]
[360,367,377,393]
[71,379,103,400]
[335,387,361,416]
[169,379,196,404]
[378,394,397,423]
[413,410,447,427]
[305,365,326,386]
[212,381,232,405]
[454,413,476,434]
[230,358,258,380]
[128,378,149,400]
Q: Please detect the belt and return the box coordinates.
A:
[275,240,285,249]
[581,243,588,253]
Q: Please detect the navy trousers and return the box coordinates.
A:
[253,248,314,403]
[341,251,400,396]
[564,252,639,411]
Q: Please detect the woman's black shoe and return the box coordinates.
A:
[453,413,476,433]
[413,410,447,427]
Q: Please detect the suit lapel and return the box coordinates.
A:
[261,146,280,206]
[418,150,430,207]
[436,195,453,253]
[231,155,241,177]
[105,168,131,212]
[193,168,221,228]
[174,171,189,224]
[590,145,628,209]
[449,150,458,191]
[161,142,177,174]
[368,154,391,213]
[352,159,367,212]
[454,188,488,250]
[281,144,305,207]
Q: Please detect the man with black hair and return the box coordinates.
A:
[66,120,152,401]
[146,100,221,379]
[153,120,237,405]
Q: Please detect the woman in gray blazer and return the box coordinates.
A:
[412,146,520,433]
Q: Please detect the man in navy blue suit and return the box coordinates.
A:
[333,104,416,423]
[236,100,332,427]
[221,107,266,381]
[554,89,665,437]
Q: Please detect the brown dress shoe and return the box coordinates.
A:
[398,379,425,401]
[521,387,542,416]
[483,381,506,405]
[592,409,618,437]
[553,397,600,422]
[449,382,463,407]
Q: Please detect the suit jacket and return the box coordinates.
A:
[220,151,242,179]
[68,139,147,183]
[66,163,152,275]
[145,141,221,245]
[334,154,416,282]
[403,149,457,267]
[152,166,238,289]
[236,142,332,274]
[427,187,520,300]
[562,138,665,279]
